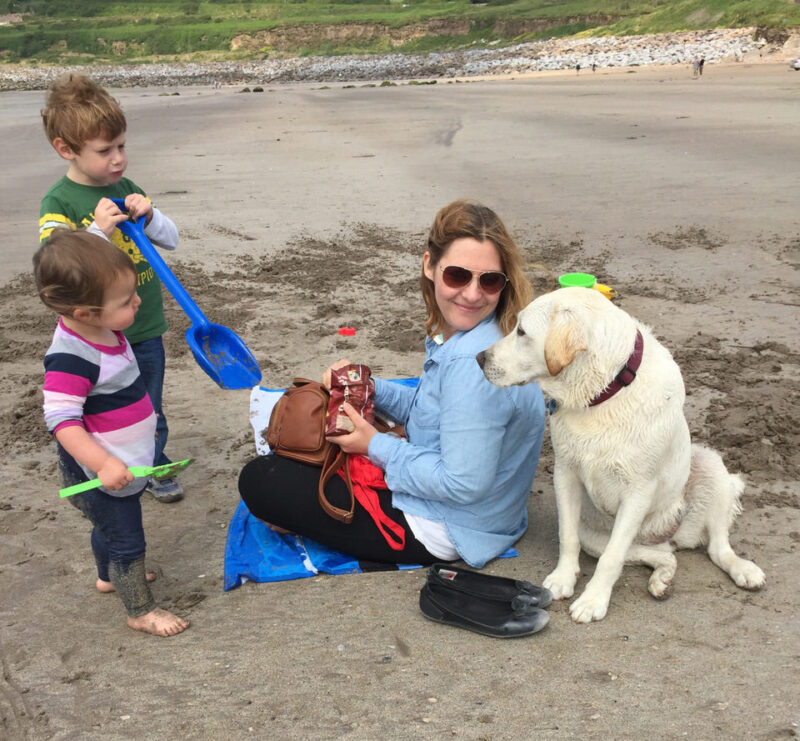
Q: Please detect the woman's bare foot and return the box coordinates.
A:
[96,572,157,593]
[127,607,189,637]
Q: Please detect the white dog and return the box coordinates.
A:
[478,287,765,623]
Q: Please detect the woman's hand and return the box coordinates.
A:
[326,403,377,456]
[322,358,352,389]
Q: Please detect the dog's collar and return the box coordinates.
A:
[588,330,644,407]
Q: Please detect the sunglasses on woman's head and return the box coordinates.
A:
[439,264,509,294]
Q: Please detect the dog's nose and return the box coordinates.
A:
[476,351,485,368]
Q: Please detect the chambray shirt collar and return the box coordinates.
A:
[423,315,496,370]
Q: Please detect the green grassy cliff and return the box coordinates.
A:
[1,0,799,63]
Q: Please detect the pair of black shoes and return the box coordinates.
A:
[419,563,552,638]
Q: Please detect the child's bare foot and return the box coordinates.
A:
[127,607,189,636]
[96,572,157,593]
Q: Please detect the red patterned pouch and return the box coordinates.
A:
[326,364,375,436]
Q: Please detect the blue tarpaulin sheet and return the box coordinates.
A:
[223,501,517,590]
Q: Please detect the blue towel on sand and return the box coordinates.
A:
[222,379,517,591]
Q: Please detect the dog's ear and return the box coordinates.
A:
[544,309,586,376]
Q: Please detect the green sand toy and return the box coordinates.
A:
[558,272,597,288]
[58,458,195,498]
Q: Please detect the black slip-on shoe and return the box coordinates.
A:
[419,582,550,638]
[427,563,552,609]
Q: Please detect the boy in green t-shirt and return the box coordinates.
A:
[40,74,186,503]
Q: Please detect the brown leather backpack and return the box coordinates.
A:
[266,378,354,523]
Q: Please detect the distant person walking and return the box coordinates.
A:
[575,63,581,75]
[692,57,700,78]
[592,62,597,73]
[698,57,705,76]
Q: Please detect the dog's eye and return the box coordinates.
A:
[516,326,526,337]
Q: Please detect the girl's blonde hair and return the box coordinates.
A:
[422,199,533,337]
[33,229,136,316]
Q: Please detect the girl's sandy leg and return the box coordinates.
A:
[109,556,157,617]
[127,608,189,637]
[97,571,157,593]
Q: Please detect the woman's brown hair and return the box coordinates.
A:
[421,199,533,337]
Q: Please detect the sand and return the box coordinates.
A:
[1,61,798,739]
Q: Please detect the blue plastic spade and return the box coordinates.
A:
[111,199,261,390]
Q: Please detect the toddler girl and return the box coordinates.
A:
[34,229,188,636]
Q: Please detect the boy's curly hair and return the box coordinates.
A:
[34,229,136,316]
[41,74,126,153]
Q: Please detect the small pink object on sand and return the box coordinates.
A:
[338,327,356,336]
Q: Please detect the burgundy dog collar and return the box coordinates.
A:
[589,330,644,407]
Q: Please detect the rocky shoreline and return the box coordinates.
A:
[0,28,771,90]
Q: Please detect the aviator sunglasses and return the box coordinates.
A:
[439,264,509,294]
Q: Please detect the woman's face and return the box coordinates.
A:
[423,237,504,341]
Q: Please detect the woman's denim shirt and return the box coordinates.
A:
[368,316,545,567]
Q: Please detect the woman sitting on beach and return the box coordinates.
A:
[238,200,546,568]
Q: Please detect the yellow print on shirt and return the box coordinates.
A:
[111,229,148,266]
[79,212,149,267]
[39,212,152,279]
[137,266,155,286]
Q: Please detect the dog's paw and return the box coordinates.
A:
[569,590,610,623]
[648,567,674,599]
[543,568,577,600]
[729,558,766,590]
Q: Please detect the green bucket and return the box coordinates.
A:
[558,272,596,289]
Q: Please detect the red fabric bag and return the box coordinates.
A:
[338,455,405,550]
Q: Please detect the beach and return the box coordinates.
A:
[1,60,798,739]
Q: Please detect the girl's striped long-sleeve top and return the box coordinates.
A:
[43,318,157,496]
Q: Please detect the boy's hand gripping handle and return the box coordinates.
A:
[109,198,210,330]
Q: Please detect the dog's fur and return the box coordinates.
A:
[478,287,765,623]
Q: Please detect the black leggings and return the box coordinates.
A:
[238,454,439,566]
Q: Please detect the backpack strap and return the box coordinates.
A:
[318,445,354,524]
